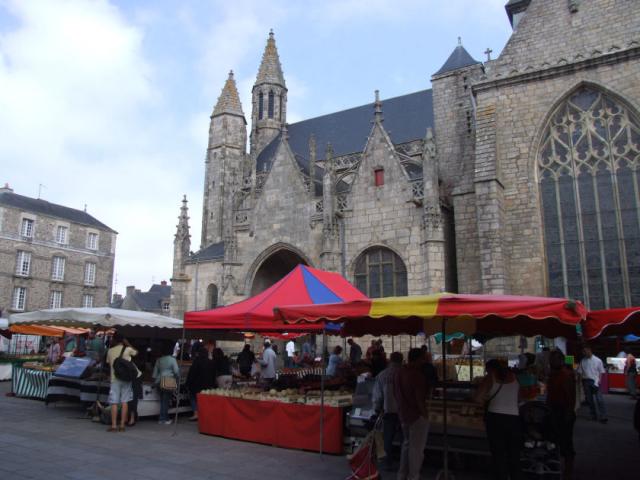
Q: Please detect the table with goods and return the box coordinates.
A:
[197,372,354,454]
[605,357,640,393]
[11,361,55,399]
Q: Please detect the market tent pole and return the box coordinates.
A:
[320,328,326,456]
[468,336,473,381]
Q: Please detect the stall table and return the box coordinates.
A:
[606,357,640,393]
[46,375,110,404]
[197,393,344,454]
[12,366,53,400]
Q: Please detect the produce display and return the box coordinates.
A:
[21,361,57,372]
[200,385,353,407]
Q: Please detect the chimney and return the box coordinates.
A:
[126,285,136,296]
[0,183,14,193]
[161,280,167,286]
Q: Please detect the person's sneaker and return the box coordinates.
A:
[163,419,173,425]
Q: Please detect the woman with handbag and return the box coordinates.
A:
[153,342,180,425]
[475,359,522,480]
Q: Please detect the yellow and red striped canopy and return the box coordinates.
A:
[276,293,586,338]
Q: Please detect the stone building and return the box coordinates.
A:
[171,1,640,353]
[0,185,117,314]
[111,281,172,316]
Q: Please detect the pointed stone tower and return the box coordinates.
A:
[170,195,191,319]
[202,70,247,247]
[250,30,287,156]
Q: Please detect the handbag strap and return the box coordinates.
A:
[119,345,126,359]
[485,378,504,409]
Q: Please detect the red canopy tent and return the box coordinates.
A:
[583,307,640,340]
[184,265,367,332]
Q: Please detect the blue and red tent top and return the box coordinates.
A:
[184,265,367,332]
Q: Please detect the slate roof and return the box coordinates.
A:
[433,44,481,76]
[255,31,286,87]
[0,191,116,232]
[190,241,225,262]
[256,89,434,183]
[212,71,245,118]
[115,284,171,312]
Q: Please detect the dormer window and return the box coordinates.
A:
[268,91,275,119]
[258,91,264,119]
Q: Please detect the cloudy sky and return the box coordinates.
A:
[0,0,513,295]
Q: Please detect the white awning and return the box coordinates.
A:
[8,307,182,329]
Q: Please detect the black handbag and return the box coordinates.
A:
[113,345,138,382]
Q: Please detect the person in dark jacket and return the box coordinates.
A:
[186,341,216,421]
[214,348,232,388]
[237,344,256,377]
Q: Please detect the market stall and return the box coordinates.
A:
[8,307,189,417]
[584,307,640,394]
[184,264,367,454]
[12,363,53,399]
[277,292,586,477]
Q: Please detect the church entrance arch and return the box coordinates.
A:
[249,245,311,296]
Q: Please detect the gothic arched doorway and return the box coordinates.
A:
[250,248,309,295]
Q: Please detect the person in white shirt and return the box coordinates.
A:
[259,341,277,384]
[578,346,607,423]
[285,340,295,368]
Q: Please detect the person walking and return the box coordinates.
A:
[347,338,362,364]
[153,342,180,425]
[285,340,295,368]
[326,345,343,377]
[372,351,403,471]
[393,348,430,480]
[547,350,576,480]
[186,342,216,421]
[624,353,637,400]
[577,346,607,423]
[475,359,522,480]
[214,348,233,388]
[105,333,138,432]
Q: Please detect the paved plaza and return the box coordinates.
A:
[0,380,638,480]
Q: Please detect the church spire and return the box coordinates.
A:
[255,29,286,88]
[212,70,244,118]
[172,195,191,279]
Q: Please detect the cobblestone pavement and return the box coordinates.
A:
[0,380,638,479]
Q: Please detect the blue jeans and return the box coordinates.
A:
[159,390,172,421]
[582,379,607,420]
[382,413,402,462]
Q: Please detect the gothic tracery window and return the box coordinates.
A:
[258,92,264,119]
[268,90,275,119]
[538,86,640,309]
[354,247,408,298]
[207,284,218,309]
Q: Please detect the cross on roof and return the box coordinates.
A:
[484,48,493,61]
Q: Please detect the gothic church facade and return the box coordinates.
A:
[171,0,640,325]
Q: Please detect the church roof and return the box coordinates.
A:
[433,42,481,76]
[0,190,116,233]
[212,71,244,118]
[256,89,433,175]
[255,30,286,88]
[190,241,224,262]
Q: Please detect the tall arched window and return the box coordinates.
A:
[258,92,264,120]
[278,93,283,121]
[206,284,218,309]
[268,91,275,119]
[354,247,408,298]
[538,85,640,309]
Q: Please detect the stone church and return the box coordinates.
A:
[170,0,640,336]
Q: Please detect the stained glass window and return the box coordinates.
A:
[354,247,407,298]
[538,86,640,308]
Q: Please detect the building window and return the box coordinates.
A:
[15,251,31,276]
[279,94,283,121]
[12,287,26,311]
[82,294,94,308]
[87,232,98,250]
[258,91,264,119]
[51,256,65,281]
[268,90,275,119]
[56,225,68,244]
[84,262,96,285]
[354,247,407,298]
[374,168,384,186]
[538,85,640,309]
[49,290,63,309]
[21,218,34,238]
[162,301,170,313]
[206,284,218,309]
